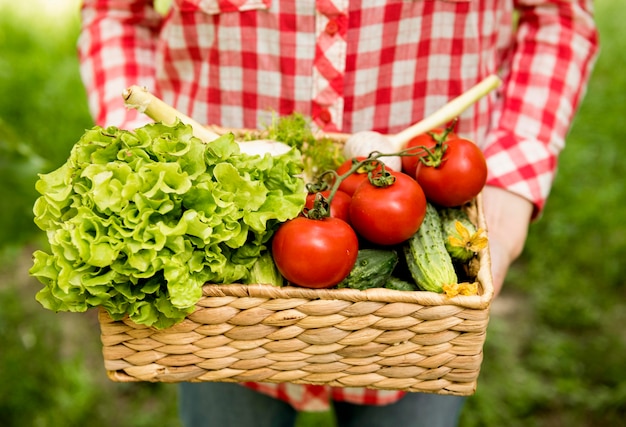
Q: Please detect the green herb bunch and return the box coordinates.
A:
[251,113,345,181]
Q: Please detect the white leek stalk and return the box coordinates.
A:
[343,75,502,162]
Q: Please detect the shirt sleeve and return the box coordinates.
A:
[483,0,599,217]
[77,0,164,129]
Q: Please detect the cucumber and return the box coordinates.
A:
[403,203,457,293]
[336,248,399,290]
[384,276,419,292]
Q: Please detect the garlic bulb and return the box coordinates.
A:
[343,131,402,171]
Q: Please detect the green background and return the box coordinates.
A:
[1,1,624,426]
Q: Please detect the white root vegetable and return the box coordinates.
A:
[236,139,294,156]
[343,131,402,170]
[122,86,293,156]
[123,85,221,142]
[343,75,502,162]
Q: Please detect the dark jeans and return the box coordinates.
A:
[179,382,466,427]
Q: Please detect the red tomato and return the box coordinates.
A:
[305,190,352,224]
[335,157,388,196]
[349,171,427,246]
[401,129,457,178]
[415,137,487,207]
[271,217,359,289]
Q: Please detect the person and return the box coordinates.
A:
[77,1,598,426]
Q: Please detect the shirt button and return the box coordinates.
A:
[325,19,339,36]
[318,108,332,124]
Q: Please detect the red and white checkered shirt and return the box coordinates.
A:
[78,0,598,411]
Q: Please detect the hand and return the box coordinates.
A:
[480,186,534,296]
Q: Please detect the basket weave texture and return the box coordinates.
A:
[100,198,493,396]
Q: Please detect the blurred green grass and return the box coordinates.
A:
[461,1,626,425]
[0,1,93,253]
[1,1,624,426]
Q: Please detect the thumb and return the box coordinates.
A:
[486,238,509,296]
[481,186,534,297]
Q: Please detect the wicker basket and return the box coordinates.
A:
[99,195,493,396]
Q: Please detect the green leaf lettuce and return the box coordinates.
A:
[30,121,305,328]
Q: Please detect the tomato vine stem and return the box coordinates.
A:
[417,119,458,168]
[304,119,459,219]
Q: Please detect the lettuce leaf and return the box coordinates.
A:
[30,121,305,328]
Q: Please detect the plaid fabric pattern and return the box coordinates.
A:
[310,0,349,132]
[78,0,598,410]
[242,382,405,411]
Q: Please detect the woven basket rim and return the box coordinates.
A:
[201,195,494,310]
